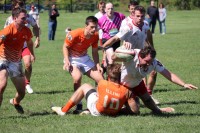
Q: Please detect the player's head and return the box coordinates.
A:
[85,16,98,35]
[131,5,146,26]
[12,0,25,9]
[12,7,27,27]
[128,1,139,14]
[97,1,105,13]
[105,2,114,18]
[159,3,165,8]
[150,0,155,6]
[107,63,121,83]
[139,45,156,68]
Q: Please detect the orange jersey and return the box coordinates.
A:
[65,28,99,57]
[0,23,32,62]
[96,80,129,116]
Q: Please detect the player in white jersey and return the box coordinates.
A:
[103,5,158,103]
[112,45,198,114]
[4,0,40,94]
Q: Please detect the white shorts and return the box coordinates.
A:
[87,92,101,116]
[68,54,95,74]
[0,60,23,78]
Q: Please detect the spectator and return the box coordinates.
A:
[94,1,106,19]
[29,4,40,28]
[146,0,158,34]
[48,4,59,40]
[158,3,167,35]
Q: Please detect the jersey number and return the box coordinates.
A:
[103,95,120,110]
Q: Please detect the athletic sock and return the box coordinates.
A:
[61,100,75,113]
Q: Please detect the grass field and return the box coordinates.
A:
[0,10,200,133]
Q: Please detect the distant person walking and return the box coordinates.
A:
[146,0,158,34]
[48,4,59,40]
[158,3,167,35]
[29,4,40,28]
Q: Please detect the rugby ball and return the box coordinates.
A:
[115,46,135,61]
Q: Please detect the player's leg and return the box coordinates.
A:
[69,65,83,111]
[22,48,33,94]
[52,83,94,115]
[9,61,26,114]
[86,66,104,84]
[0,68,8,107]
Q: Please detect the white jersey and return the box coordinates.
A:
[117,16,150,49]
[4,14,37,48]
[121,49,165,88]
[94,11,104,19]
[29,9,39,21]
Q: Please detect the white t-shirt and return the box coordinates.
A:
[94,11,104,19]
[117,16,150,49]
[120,49,165,88]
[29,9,39,21]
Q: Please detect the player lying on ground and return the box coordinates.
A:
[52,63,175,116]
[111,45,198,114]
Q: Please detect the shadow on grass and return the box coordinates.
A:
[159,100,198,106]
[33,89,73,95]
[140,112,200,117]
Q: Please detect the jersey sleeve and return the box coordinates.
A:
[154,59,165,72]
[64,30,77,47]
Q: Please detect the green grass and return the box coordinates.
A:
[0,10,200,133]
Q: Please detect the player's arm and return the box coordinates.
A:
[139,92,174,114]
[92,47,102,73]
[146,29,154,47]
[26,39,35,62]
[160,69,198,90]
[102,35,120,48]
[32,24,40,48]
[62,42,71,71]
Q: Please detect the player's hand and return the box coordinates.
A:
[184,84,198,90]
[160,107,175,113]
[97,64,103,74]
[34,39,40,48]
[63,59,71,72]
[31,54,35,63]
[123,41,132,50]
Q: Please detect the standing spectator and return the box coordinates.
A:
[4,0,40,94]
[29,4,40,29]
[147,0,158,34]
[63,16,103,112]
[48,4,59,41]
[158,3,167,35]
[94,1,106,19]
[0,7,35,114]
[98,2,125,65]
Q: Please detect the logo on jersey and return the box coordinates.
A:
[67,34,72,41]
[0,35,6,40]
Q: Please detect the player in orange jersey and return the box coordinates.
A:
[52,63,133,116]
[63,16,103,112]
[0,7,35,114]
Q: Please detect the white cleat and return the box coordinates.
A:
[26,84,33,94]
[51,106,66,116]
[79,110,91,115]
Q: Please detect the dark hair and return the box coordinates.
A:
[159,3,165,8]
[12,0,25,9]
[128,1,139,8]
[97,1,105,8]
[85,16,98,25]
[134,5,146,14]
[139,45,156,59]
[12,7,27,18]
[107,63,121,83]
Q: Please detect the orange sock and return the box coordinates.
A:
[61,100,75,113]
